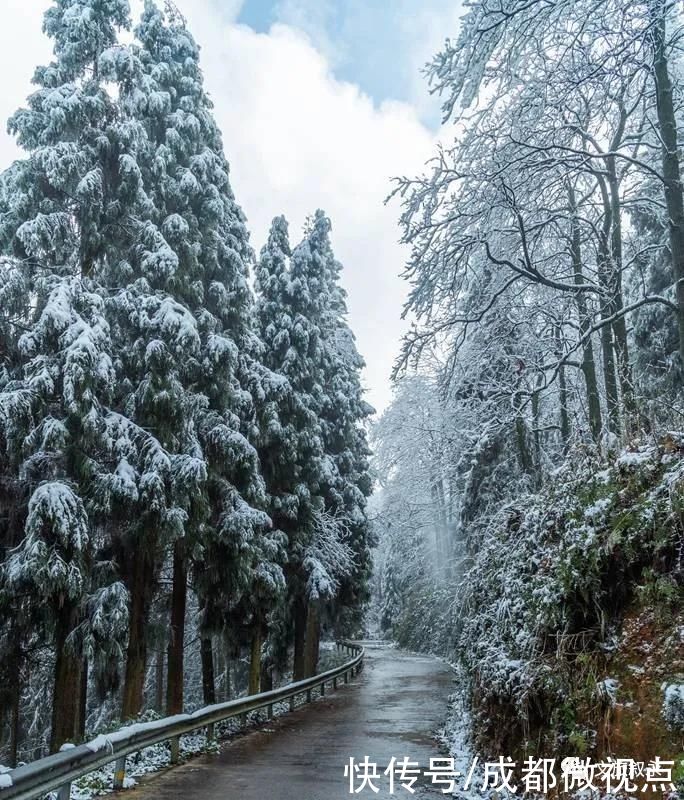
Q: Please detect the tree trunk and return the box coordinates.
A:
[531,375,544,479]
[650,0,684,370]
[8,665,21,768]
[598,303,620,435]
[50,604,82,753]
[293,595,307,681]
[303,601,320,678]
[222,636,233,701]
[122,547,154,720]
[514,414,534,475]
[513,390,535,478]
[568,186,603,441]
[226,658,233,701]
[596,177,621,436]
[248,624,262,695]
[597,238,621,436]
[216,636,228,701]
[606,155,635,423]
[556,326,570,452]
[200,635,216,706]
[260,657,273,692]
[77,657,88,739]
[166,539,188,715]
[155,643,165,713]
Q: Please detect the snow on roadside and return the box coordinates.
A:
[0,766,12,790]
[436,665,514,800]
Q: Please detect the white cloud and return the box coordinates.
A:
[0,0,52,167]
[268,0,464,125]
[0,0,441,413]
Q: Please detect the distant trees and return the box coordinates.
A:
[371,376,456,652]
[0,0,372,763]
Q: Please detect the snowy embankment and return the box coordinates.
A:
[438,435,684,788]
[436,664,511,800]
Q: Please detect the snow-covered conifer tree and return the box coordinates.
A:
[123,1,277,712]
[0,0,133,750]
[311,211,374,639]
[255,212,372,677]
[288,211,373,672]
[255,215,330,679]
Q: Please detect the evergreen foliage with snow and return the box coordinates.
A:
[0,0,135,753]
[0,0,373,763]
[254,211,373,677]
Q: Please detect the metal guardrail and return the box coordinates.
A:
[0,641,364,800]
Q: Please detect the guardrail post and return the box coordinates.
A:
[344,670,349,684]
[240,712,247,728]
[170,736,180,764]
[206,722,215,742]
[321,681,326,697]
[267,703,273,720]
[289,694,295,712]
[57,782,72,800]
[306,688,312,703]
[113,755,127,790]
[333,676,337,690]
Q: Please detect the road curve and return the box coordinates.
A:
[119,643,454,799]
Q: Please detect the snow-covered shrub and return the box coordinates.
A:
[663,683,684,731]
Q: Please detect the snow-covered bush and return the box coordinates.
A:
[663,683,684,731]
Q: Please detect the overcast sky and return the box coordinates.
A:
[0,0,461,413]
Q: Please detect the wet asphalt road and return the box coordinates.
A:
[119,643,455,799]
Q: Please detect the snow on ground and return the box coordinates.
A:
[436,664,516,800]
[0,765,12,789]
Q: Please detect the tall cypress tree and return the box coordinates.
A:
[255,216,330,679]
[254,213,374,678]
[124,1,277,713]
[0,0,134,750]
[312,211,374,637]
[288,211,373,673]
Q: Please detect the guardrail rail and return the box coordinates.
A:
[0,641,364,800]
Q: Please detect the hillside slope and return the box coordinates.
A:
[456,435,684,762]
